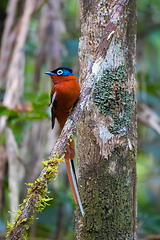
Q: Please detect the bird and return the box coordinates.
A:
[45,67,84,217]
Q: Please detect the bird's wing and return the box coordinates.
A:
[52,91,57,110]
[51,110,56,129]
[50,91,57,129]
[65,159,85,217]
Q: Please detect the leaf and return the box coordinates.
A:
[37,93,49,101]
[0,106,19,118]
[24,92,36,101]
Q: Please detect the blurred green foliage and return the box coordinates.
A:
[137,0,160,237]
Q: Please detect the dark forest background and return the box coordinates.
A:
[0,0,160,239]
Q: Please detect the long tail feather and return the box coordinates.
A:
[65,159,78,203]
[69,160,85,217]
[65,159,85,217]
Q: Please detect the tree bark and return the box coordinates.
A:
[75,0,137,239]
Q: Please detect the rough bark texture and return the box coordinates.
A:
[75,0,137,239]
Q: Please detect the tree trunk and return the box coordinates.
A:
[75,0,137,239]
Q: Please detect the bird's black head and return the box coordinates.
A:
[45,67,73,76]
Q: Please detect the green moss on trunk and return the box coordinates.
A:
[76,144,134,240]
[92,65,135,135]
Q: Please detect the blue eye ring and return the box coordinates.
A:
[57,69,63,75]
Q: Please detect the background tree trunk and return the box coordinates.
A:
[75,0,137,239]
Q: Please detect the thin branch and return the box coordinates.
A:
[6,0,129,239]
[138,103,160,135]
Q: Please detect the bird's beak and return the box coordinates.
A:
[45,72,55,76]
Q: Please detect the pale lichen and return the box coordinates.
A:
[98,121,113,142]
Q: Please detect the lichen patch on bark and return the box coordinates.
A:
[92,65,135,135]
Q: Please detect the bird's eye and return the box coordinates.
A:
[57,69,63,75]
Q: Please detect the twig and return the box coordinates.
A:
[138,103,160,135]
